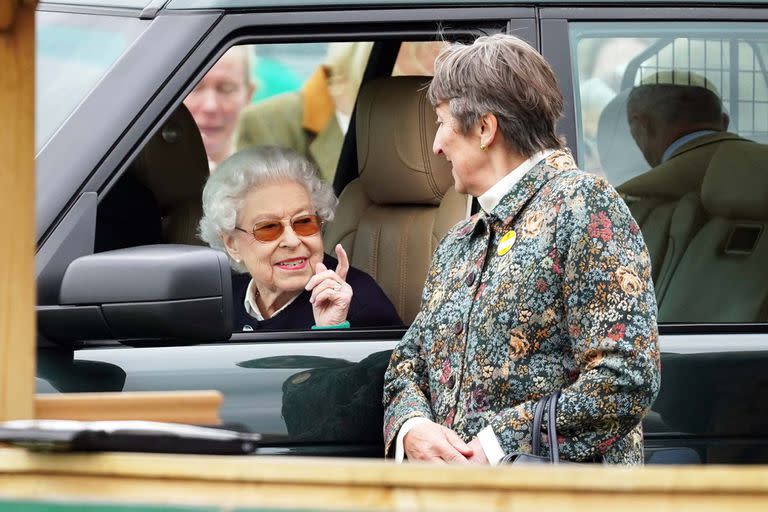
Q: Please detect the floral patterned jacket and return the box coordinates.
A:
[382,150,661,464]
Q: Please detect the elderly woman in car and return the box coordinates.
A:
[383,34,660,465]
[199,146,401,331]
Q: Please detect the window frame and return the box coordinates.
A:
[37,6,538,348]
[541,6,768,333]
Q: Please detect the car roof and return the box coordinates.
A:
[165,0,767,7]
[40,0,767,13]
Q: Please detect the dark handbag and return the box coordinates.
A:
[499,390,574,465]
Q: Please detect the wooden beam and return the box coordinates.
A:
[35,391,224,425]
[0,0,35,421]
[1,451,768,510]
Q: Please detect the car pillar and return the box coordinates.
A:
[0,0,36,421]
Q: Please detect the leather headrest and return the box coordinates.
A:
[596,89,648,186]
[355,76,453,205]
[702,140,768,220]
[131,103,208,207]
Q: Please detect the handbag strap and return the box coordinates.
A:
[530,391,562,462]
[530,394,549,457]
[548,390,561,464]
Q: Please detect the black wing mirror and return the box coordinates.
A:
[37,245,232,347]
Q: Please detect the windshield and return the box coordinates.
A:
[36,11,148,151]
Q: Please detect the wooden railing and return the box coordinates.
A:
[0,449,768,510]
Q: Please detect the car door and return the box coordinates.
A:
[541,5,768,463]
[36,3,537,457]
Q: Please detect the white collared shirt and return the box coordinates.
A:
[478,149,554,214]
[243,279,301,322]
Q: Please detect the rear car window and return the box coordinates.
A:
[569,21,768,325]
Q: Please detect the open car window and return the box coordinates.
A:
[92,39,464,335]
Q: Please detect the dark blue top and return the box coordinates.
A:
[231,254,403,331]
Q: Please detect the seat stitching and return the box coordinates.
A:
[419,91,441,201]
[399,213,413,318]
[370,224,380,282]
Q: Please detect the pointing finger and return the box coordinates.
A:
[335,244,349,281]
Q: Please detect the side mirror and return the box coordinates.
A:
[38,245,232,346]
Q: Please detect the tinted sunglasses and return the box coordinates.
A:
[234,213,323,243]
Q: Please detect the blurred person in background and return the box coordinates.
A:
[184,46,256,170]
[392,41,445,76]
[236,42,373,183]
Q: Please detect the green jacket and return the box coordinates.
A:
[235,67,343,183]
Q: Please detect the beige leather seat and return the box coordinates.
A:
[131,103,209,245]
[658,141,768,322]
[324,76,469,323]
[619,135,762,306]
[619,186,706,294]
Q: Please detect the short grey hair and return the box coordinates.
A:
[198,146,337,272]
[428,34,564,157]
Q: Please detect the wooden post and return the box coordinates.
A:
[0,0,36,421]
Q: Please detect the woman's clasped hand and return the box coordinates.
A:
[403,422,490,464]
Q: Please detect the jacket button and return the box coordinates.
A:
[465,271,476,287]
[453,322,463,335]
[447,376,456,388]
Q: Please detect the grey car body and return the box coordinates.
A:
[36,0,768,462]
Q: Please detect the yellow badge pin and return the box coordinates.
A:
[497,230,517,256]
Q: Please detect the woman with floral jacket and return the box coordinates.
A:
[382,34,661,465]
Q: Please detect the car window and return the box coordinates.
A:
[95,39,454,333]
[570,22,768,324]
[232,41,445,183]
[251,43,329,102]
[570,22,768,182]
[232,41,375,183]
[36,11,148,151]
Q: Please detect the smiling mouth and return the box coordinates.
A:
[275,258,308,271]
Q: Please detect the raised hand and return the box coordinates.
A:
[305,244,352,326]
